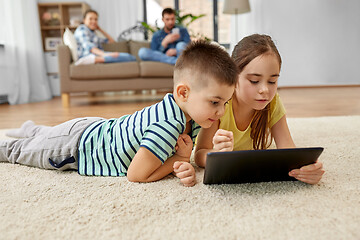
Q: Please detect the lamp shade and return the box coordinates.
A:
[223,0,251,14]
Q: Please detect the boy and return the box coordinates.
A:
[0,41,238,187]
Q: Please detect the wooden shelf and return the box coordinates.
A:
[41,26,61,30]
[38,2,90,52]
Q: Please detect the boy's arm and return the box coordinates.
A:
[127,147,188,183]
[194,120,220,167]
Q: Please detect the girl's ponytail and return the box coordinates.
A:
[250,104,271,150]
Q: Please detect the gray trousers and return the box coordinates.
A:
[0,117,103,170]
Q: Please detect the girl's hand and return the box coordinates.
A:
[173,161,196,187]
[289,161,325,184]
[213,129,234,152]
[174,134,193,159]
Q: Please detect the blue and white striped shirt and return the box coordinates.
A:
[78,93,201,176]
[74,24,108,58]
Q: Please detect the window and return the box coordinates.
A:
[177,0,214,42]
[217,0,231,44]
[146,0,231,46]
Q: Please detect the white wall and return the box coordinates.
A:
[233,0,360,86]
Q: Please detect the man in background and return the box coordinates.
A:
[138,8,191,65]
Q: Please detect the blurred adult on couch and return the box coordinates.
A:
[138,8,191,65]
[74,9,136,65]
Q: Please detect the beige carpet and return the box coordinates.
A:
[1,116,360,240]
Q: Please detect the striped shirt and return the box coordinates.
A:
[78,93,201,176]
[74,24,108,58]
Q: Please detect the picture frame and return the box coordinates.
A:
[45,37,62,51]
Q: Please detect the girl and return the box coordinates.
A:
[74,9,136,65]
[194,34,324,185]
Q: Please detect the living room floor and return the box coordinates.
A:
[0,86,359,129]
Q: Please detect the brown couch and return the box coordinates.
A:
[57,40,174,107]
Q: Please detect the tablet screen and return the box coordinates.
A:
[203,147,324,184]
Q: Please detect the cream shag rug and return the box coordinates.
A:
[1,116,360,240]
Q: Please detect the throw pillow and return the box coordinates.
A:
[63,28,78,62]
[103,41,129,53]
[129,40,150,61]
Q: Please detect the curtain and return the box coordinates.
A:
[1,0,52,105]
[86,0,143,41]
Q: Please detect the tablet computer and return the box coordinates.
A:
[203,147,324,184]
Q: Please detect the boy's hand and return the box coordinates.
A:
[175,134,193,160]
[289,161,325,184]
[213,129,234,152]
[173,161,196,187]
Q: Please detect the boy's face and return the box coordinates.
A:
[184,79,235,128]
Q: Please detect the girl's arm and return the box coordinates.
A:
[271,115,296,148]
[194,120,220,167]
[97,26,115,43]
[272,115,325,184]
[90,47,106,56]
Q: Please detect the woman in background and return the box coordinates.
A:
[74,9,136,65]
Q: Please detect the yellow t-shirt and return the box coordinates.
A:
[219,93,286,151]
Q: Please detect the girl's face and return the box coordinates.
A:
[84,12,98,30]
[235,53,280,111]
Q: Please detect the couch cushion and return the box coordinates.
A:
[70,62,140,80]
[63,28,78,62]
[139,61,174,77]
[129,40,151,61]
[102,41,129,53]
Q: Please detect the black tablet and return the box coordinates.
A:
[203,147,324,184]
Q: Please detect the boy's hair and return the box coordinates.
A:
[83,9,98,19]
[232,34,281,150]
[162,8,176,17]
[174,40,238,89]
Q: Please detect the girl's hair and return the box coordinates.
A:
[83,9,98,19]
[231,34,282,150]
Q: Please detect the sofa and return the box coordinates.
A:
[57,40,174,107]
